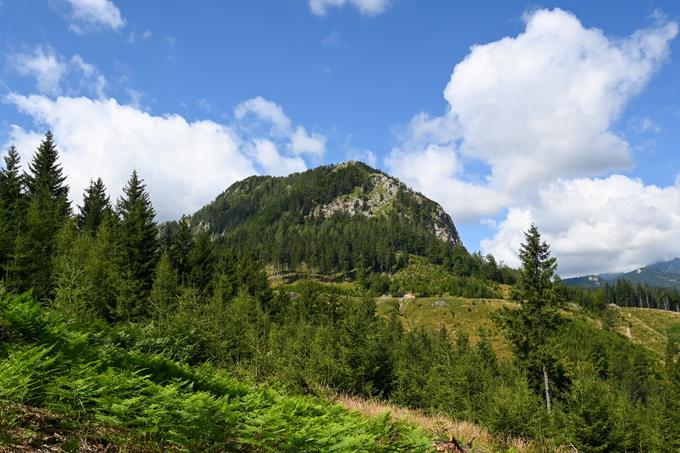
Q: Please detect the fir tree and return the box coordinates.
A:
[52,219,95,320]
[0,146,26,279]
[169,217,194,284]
[77,178,114,235]
[149,252,178,324]
[87,221,124,320]
[9,134,70,298]
[188,230,215,294]
[501,224,563,414]
[116,170,159,307]
[25,131,70,216]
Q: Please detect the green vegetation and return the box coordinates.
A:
[362,255,502,299]
[614,307,680,355]
[1,134,680,451]
[566,277,680,313]
[188,161,515,283]
[0,292,431,451]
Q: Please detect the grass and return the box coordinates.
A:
[333,393,533,452]
[616,307,680,355]
[375,294,680,362]
[376,296,514,357]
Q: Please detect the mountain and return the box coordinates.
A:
[187,161,464,273]
[564,258,680,289]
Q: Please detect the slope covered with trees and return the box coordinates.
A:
[188,161,471,275]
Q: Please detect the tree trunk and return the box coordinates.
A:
[543,364,552,415]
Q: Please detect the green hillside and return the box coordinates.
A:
[186,161,467,274]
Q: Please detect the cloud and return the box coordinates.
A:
[309,0,391,16]
[68,55,107,98]
[7,46,106,98]
[4,94,320,220]
[58,0,125,33]
[386,144,510,222]
[235,97,292,137]
[481,176,680,277]
[443,9,676,191]
[289,126,326,156]
[385,8,678,274]
[251,139,307,176]
[235,96,326,157]
[7,46,66,95]
[630,116,661,133]
[387,112,508,221]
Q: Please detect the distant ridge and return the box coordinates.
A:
[564,258,680,289]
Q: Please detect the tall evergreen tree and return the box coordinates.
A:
[116,170,159,306]
[8,133,70,298]
[149,252,178,324]
[169,217,194,284]
[0,146,25,279]
[24,131,70,216]
[77,178,114,235]
[188,230,215,294]
[500,224,563,414]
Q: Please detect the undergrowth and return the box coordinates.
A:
[0,292,432,452]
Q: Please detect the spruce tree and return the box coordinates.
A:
[25,131,70,216]
[116,170,159,307]
[77,178,114,235]
[87,221,124,320]
[169,217,194,284]
[149,252,178,324]
[0,146,26,279]
[9,133,70,298]
[52,219,95,320]
[501,224,562,414]
[188,230,215,294]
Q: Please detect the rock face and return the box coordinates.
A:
[312,173,400,218]
[431,205,461,245]
[308,163,461,246]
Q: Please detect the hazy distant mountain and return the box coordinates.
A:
[564,258,680,289]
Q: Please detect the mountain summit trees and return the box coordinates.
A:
[500,224,563,414]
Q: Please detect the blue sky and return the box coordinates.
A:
[1,0,680,276]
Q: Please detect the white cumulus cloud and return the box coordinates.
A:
[58,0,125,33]
[443,9,676,191]
[251,139,307,176]
[309,0,391,16]
[481,176,680,277]
[235,96,326,157]
[386,8,679,275]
